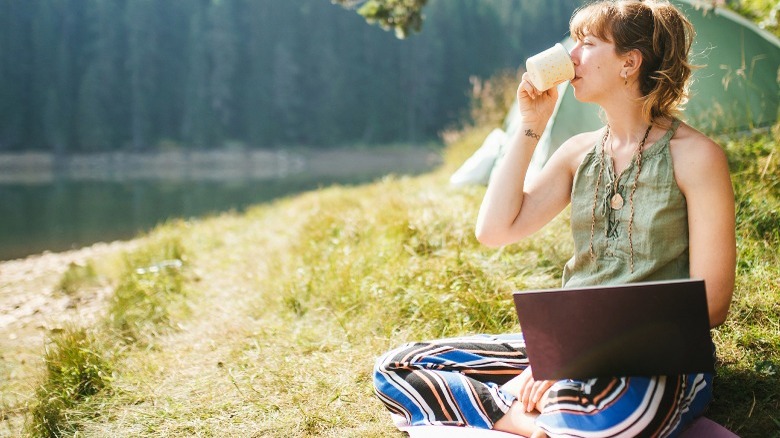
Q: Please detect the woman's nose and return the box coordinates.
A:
[569,45,581,65]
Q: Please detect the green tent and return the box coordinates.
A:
[506,0,780,175]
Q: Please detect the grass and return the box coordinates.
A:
[23,235,192,436]
[13,81,780,436]
[15,120,778,437]
[56,262,99,295]
[27,327,113,438]
[706,127,780,437]
[106,236,190,344]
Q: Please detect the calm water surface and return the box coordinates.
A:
[0,150,437,261]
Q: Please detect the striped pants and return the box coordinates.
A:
[373,334,713,438]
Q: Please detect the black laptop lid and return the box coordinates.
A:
[512,279,714,380]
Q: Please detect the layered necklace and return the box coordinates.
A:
[588,123,653,273]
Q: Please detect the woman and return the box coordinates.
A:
[373,1,736,437]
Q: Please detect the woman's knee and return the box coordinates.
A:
[374,342,442,410]
[374,342,416,372]
[373,342,419,392]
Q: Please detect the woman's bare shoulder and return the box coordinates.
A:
[671,122,727,161]
[670,122,730,188]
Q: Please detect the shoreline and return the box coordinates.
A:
[0,146,443,262]
[0,146,442,184]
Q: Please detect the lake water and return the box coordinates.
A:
[0,148,440,261]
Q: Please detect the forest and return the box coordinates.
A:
[0,0,583,153]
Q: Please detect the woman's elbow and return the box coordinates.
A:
[708,297,733,329]
[475,223,521,248]
[474,226,505,248]
[709,314,726,329]
[707,279,735,329]
[709,306,731,329]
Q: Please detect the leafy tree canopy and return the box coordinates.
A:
[332,0,428,38]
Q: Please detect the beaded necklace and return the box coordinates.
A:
[588,123,653,272]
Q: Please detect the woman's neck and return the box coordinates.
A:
[603,106,655,148]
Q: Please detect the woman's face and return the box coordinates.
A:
[568,32,625,103]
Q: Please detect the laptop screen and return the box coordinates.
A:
[512,279,715,380]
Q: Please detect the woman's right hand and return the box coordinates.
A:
[518,366,555,413]
[517,72,559,127]
[503,366,555,413]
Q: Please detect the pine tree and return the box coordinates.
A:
[77,0,124,151]
[206,0,238,146]
[125,0,159,151]
[182,1,210,149]
[0,0,35,150]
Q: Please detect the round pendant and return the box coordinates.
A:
[610,193,624,210]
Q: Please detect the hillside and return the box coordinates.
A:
[1,118,778,436]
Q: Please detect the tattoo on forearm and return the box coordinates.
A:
[524,129,541,140]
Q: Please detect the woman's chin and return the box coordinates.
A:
[570,86,589,103]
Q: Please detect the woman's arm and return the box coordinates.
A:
[673,127,736,328]
[475,76,582,247]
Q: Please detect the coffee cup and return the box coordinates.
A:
[525,43,575,91]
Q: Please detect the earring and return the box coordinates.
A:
[622,71,628,85]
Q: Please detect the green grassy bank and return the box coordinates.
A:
[6,116,778,437]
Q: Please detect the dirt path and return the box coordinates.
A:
[0,240,137,435]
[0,206,305,436]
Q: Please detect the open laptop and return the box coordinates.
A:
[512,279,715,380]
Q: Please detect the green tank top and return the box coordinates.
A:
[562,119,688,288]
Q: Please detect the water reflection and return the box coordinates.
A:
[0,149,439,260]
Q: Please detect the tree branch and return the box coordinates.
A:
[331,0,429,38]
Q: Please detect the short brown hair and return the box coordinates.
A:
[570,0,697,122]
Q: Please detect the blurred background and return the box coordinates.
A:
[0,0,583,260]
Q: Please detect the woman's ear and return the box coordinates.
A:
[622,49,643,77]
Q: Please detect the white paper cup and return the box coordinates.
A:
[525,43,575,91]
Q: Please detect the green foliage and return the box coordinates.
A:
[257,166,567,346]
[438,69,522,173]
[56,262,99,295]
[107,237,189,343]
[354,0,429,39]
[466,70,520,131]
[727,125,780,244]
[708,124,780,437]
[332,0,429,39]
[27,327,112,437]
[21,230,200,436]
[726,0,780,36]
